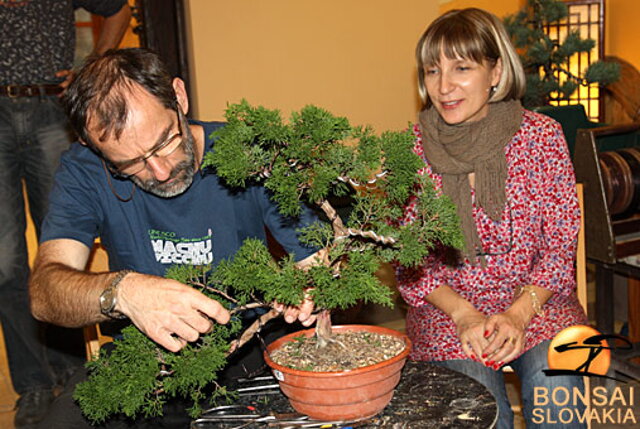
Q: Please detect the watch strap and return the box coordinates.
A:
[100,270,133,319]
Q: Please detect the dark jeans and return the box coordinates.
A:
[0,95,85,395]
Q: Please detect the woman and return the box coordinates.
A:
[395,8,588,428]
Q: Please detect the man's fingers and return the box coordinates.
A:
[283,308,298,324]
[171,322,200,343]
[118,276,229,352]
[150,328,187,353]
[275,294,316,325]
[170,336,188,352]
[195,297,230,324]
[184,311,214,334]
[301,314,317,327]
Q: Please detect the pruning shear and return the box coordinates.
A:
[235,375,281,396]
[192,404,310,428]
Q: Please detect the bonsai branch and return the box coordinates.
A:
[198,284,238,303]
[227,308,281,355]
[337,170,388,187]
[318,199,347,238]
[229,302,269,315]
[338,228,397,246]
[318,199,396,246]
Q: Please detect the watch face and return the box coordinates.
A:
[100,288,116,313]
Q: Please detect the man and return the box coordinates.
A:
[28,48,318,428]
[0,1,131,427]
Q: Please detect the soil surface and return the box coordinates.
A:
[269,331,406,372]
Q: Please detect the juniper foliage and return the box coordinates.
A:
[504,0,619,108]
[74,101,463,424]
[73,265,242,423]
[204,100,463,270]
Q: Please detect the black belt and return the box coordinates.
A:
[0,84,63,98]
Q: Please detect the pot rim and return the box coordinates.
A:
[263,324,411,378]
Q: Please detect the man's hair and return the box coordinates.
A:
[63,48,178,147]
[415,8,526,108]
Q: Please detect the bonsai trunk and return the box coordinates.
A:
[314,199,347,348]
[315,310,333,348]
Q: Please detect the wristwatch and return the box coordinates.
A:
[99,270,132,319]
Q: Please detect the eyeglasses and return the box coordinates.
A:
[475,206,514,257]
[107,109,186,177]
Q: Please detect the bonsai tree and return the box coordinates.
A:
[504,0,619,108]
[73,100,463,424]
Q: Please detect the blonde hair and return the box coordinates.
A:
[416,8,525,108]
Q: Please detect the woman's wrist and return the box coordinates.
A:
[507,285,547,328]
[450,300,482,325]
[519,285,545,317]
[504,301,531,330]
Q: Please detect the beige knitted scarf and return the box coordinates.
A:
[419,100,523,264]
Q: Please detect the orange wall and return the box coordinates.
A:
[606,0,640,71]
[185,0,440,132]
[438,0,524,16]
[185,0,640,129]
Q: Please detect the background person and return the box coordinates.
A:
[0,1,131,427]
[28,47,318,428]
[395,8,588,428]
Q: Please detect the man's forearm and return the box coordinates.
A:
[93,4,132,55]
[30,262,113,328]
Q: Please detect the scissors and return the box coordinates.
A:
[193,405,375,428]
[192,404,310,428]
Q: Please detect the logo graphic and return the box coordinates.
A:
[544,325,631,379]
[533,325,638,426]
[148,228,213,265]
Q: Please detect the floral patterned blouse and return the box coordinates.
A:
[396,109,588,362]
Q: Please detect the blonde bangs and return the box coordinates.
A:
[420,23,489,68]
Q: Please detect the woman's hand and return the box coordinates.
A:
[452,308,490,362]
[481,285,552,367]
[481,311,526,367]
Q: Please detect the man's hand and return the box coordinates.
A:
[55,69,74,93]
[116,273,230,352]
[273,291,316,327]
[271,249,328,327]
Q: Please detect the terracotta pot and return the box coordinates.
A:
[263,324,411,421]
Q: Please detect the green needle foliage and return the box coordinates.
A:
[204,100,463,268]
[75,101,463,424]
[74,265,243,424]
[504,0,619,108]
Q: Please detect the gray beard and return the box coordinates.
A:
[131,132,197,198]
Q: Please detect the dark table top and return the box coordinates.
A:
[192,360,498,428]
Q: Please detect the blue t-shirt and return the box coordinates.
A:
[41,120,318,276]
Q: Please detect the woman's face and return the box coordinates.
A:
[424,53,502,125]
